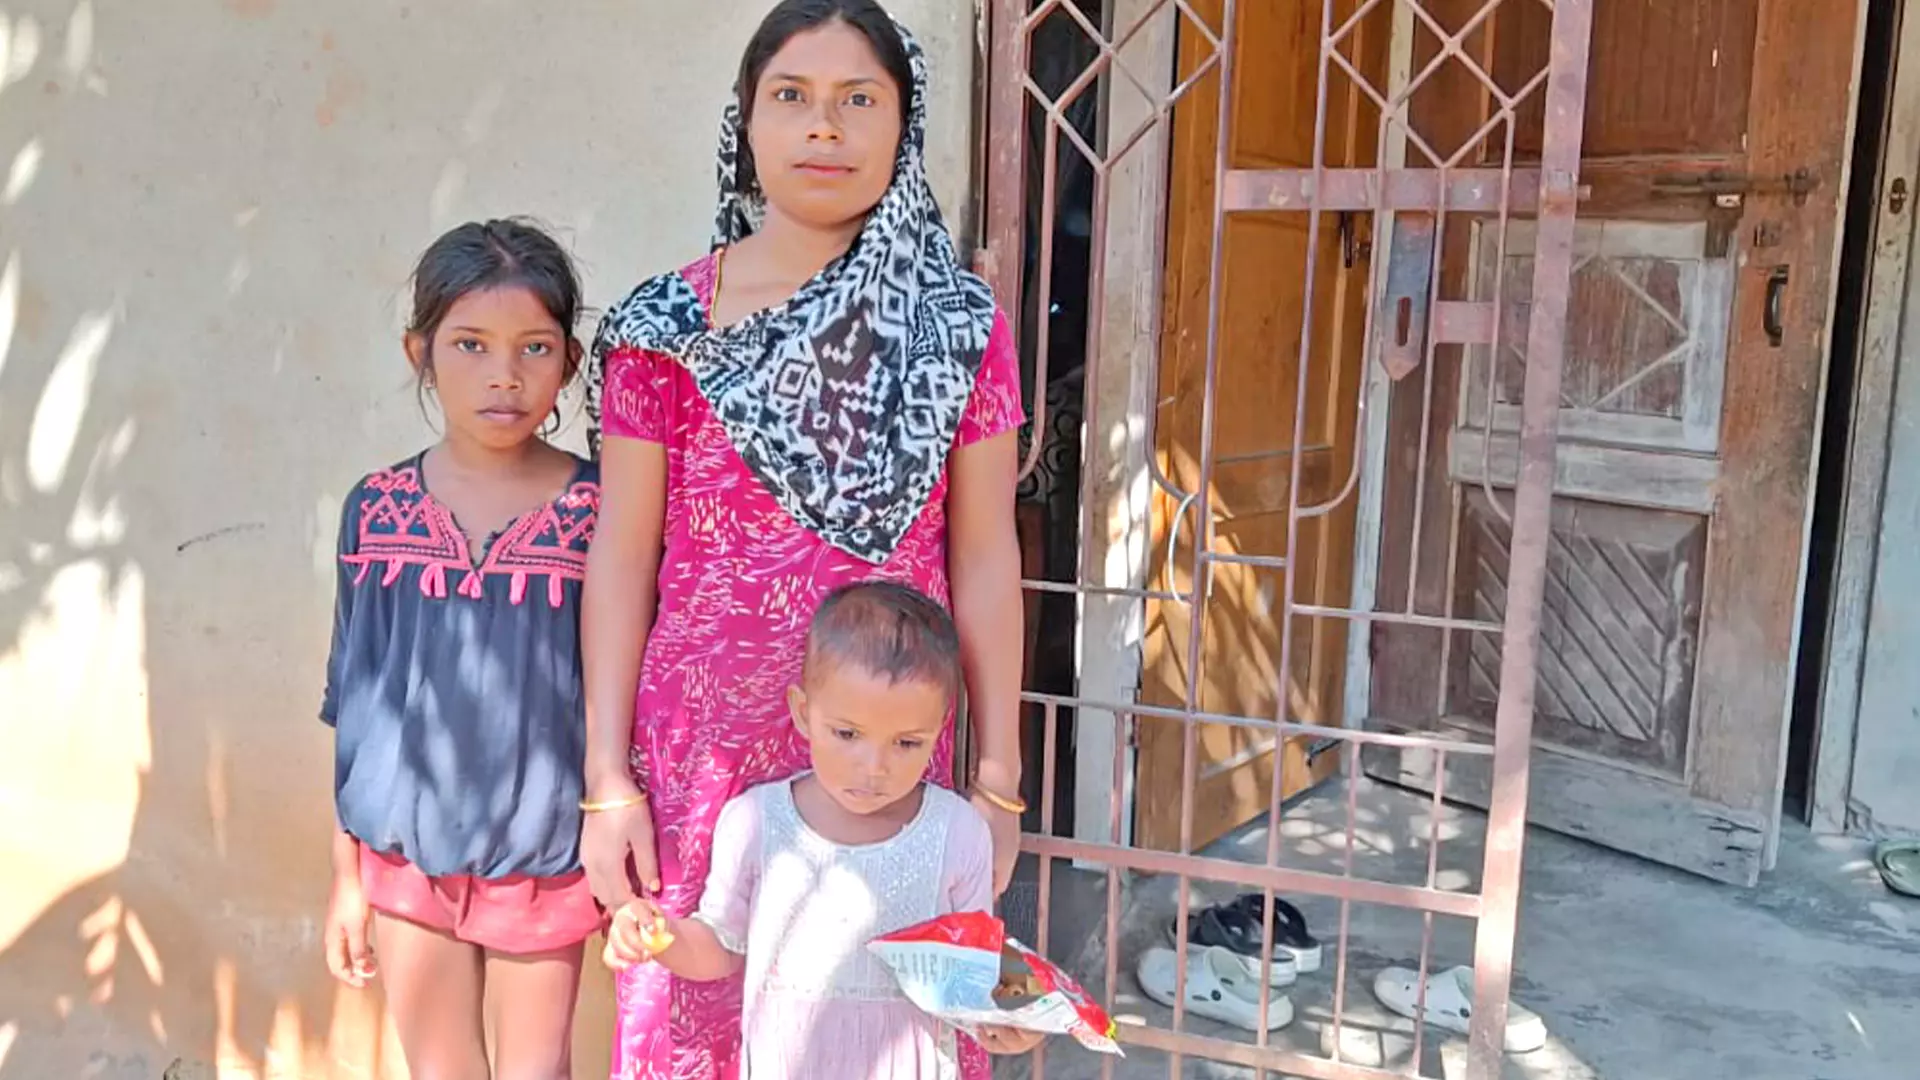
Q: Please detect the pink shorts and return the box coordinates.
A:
[359,845,603,955]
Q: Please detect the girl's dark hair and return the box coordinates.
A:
[407,218,585,389]
[735,0,914,196]
[804,581,962,702]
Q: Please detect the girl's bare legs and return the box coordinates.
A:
[372,913,488,1079]
[487,942,586,1080]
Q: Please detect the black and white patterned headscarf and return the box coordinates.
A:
[587,18,998,566]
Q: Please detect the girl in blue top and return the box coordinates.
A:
[320,219,602,1079]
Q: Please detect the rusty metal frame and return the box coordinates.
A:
[982,0,1594,1076]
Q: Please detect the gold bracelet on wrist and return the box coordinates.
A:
[579,792,649,814]
[973,783,1028,815]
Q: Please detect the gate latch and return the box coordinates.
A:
[1649,168,1818,209]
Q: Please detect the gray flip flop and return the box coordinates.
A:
[1874,839,1920,898]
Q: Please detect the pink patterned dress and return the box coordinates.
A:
[597,253,1022,1080]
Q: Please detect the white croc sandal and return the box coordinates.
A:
[1227,948,1300,990]
[1137,946,1294,1032]
[1371,965,1547,1054]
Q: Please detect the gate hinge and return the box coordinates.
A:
[1337,211,1372,268]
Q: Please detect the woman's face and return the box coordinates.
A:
[746,19,904,231]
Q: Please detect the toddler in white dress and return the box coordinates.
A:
[605,582,1043,1078]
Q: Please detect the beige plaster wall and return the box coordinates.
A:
[0,2,977,1076]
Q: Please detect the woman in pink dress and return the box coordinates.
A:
[578,2,1026,1077]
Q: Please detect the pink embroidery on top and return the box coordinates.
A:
[342,465,598,608]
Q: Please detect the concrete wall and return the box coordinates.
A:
[1850,233,1920,839]
[0,2,977,1077]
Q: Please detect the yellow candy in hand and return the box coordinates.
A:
[638,916,674,953]
[619,907,674,953]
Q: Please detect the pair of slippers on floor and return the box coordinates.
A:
[1134,894,1320,1032]
[1132,893,1546,1053]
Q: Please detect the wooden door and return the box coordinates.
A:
[1135,0,1389,853]
[1366,0,1864,885]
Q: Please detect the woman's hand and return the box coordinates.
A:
[970,786,1022,898]
[323,869,377,988]
[975,1025,1045,1056]
[580,774,661,911]
[947,429,1026,898]
[580,436,666,910]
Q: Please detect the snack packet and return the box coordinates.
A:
[869,911,1124,1056]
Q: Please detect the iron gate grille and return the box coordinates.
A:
[981,0,1594,1077]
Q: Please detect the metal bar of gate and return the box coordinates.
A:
[1170,3,1238,1073]
[1464,0,1595,1074]
[982,0,1028,317]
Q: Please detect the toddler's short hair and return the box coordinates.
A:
[804,582,962,703]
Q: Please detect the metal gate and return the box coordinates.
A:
[980,0,1594,1077]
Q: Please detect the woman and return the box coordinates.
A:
[579,2,1026,1076]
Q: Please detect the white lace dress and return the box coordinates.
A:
[691,777,995,1080]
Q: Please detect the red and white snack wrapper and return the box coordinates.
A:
[869,911,1124,1056]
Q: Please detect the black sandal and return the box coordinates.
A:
[1165,902,1303,985]
[1228,894,1322,974]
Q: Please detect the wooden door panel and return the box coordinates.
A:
[1207,217,1326,463]
[1449,431,1720,514]
[1139,385,1351,851]
[1232,0,1328,169]
[1501,0,1758,160]
[1450,491,1706,779]
[1463,220,1735,455]
[1136,0,1383,853]
[1141,511,1339,848]
[1367,0,1863,885]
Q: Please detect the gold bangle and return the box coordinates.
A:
[579,792,648,814]
[973,783,1027,815]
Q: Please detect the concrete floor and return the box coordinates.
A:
[996,779,1920,1080]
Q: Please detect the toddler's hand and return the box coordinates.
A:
[976,1024,1045,1056]
[602,898,675,972]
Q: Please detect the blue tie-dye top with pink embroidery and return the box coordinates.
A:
[320,452,599,880]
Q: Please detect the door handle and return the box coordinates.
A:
[1764,266,1789,348]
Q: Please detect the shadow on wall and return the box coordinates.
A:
[0,1,719,1075]
[0,2,398,1074]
